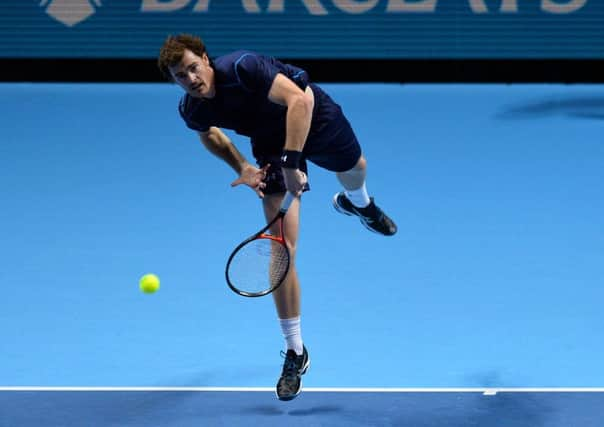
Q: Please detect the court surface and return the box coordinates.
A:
[1,83,603,426]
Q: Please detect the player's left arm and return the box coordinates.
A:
[267,73,314,153]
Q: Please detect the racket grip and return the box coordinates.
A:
[279,191,296,214]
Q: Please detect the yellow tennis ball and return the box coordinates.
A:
[139,274,160,294]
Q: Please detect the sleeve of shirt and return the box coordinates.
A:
[285,64,309,91]
[178,95,210,132]
[234,53,280,97]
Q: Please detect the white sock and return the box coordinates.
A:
[345,183,371,208]
[279,316,303,355]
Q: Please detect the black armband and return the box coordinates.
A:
[281,150,303,169]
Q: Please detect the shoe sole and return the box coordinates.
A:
[275,356,311,402]
[332,194,383,235]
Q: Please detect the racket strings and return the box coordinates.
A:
[228,237,290,295]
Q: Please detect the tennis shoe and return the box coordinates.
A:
[333,192,397,236]
[276,345,310,401]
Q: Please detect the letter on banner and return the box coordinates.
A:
[466,0,488,13]
[542,0,587,13]
[333,0,379,14]
[241,0,261,12]
[267,0,328,15]
[193,0,260,12]
[500,0,518,12]
[193,0,208,11]
[141,0,190,11]
[386,0,436,12]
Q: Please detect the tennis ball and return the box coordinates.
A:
[139,274,160,294]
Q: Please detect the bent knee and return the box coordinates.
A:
[354,155,367,171]
[338,155,366,176]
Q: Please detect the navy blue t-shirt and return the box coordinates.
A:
[178,51,348,159]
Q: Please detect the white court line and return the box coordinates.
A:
[2,387,604,394]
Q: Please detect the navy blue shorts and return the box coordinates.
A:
[303,84,362,173]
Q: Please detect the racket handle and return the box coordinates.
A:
[279,191,296,214]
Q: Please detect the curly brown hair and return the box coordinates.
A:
[157,34,208,81]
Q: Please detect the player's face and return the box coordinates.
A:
[170,49,215,99]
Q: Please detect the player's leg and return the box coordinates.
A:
[262,193,301,322]
[301,89,396,236]
[336,154,367,192]
[262,193,310,401]
[255,152,307,325]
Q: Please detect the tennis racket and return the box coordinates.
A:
[225,192,295,297]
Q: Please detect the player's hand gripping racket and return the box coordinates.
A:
[225,192,295,297]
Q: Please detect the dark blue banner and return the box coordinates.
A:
[1,0,603,58]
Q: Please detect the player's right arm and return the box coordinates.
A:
[198,127,269,197]
[199,127,247,173]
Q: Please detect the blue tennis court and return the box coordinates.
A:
[1,83,603,425]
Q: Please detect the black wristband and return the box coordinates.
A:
[281,150,303,169]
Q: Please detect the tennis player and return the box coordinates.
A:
[158,34,397,401]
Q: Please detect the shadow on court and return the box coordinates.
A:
[392,393,552,427]
[496,96,604,120]
[240,404,343,416]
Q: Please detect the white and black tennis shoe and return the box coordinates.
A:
[276,345,310,401]
[333,192,397,236]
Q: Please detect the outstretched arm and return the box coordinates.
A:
[199,127,269,197]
